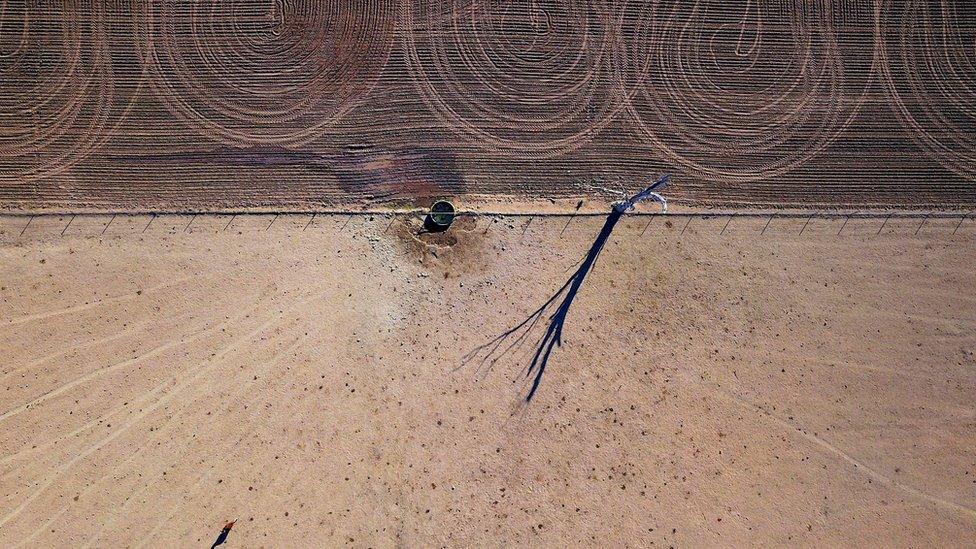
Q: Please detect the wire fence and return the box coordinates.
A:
[1,210,974,240]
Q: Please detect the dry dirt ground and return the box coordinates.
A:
[0,212,974,547]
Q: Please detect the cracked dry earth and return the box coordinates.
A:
[0,213,974,547]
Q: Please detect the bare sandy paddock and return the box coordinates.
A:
[1,214,974,546]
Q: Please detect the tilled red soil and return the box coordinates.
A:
[1,2,974,210]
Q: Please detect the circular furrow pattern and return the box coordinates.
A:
[404,0,621,158]
[0,2,142,182]
[141,0,397,147]
[616,0,876,182]
[878,0,976,179]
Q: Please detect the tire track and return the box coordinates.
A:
[615,0,876,182]
[0,285,330,531]
[0,380,168,470]
[877,0,976,179]
[705,380,976,521]
[1,275,192,328]
[139,0,397,146]
[0,286,270,426]
[0,284,278,464]
[404,0,623,158]
[0,318,152,379]
[0,1,144,182]
[1,3,974,212]
[80,330,315,548]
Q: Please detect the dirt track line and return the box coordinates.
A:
[0,328,209,424]
[0,292,266,447]
[0,288,328,531]
[708,383,976,521]
[12,508,61,549]
[0,316,165,381]
[125,469,217,549]
[75,334,306,547]
[754,347,942,383]
[0,382,170,471]
[23,313,305,535]
[91,334,313,548]
[0,292,276,462]
[1,276,192,328]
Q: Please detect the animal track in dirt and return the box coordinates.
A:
[391,215,487,277]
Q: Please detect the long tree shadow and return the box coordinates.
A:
[462,175,670,401]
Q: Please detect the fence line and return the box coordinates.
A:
[0,209,973,220]
[2,210,973,240]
